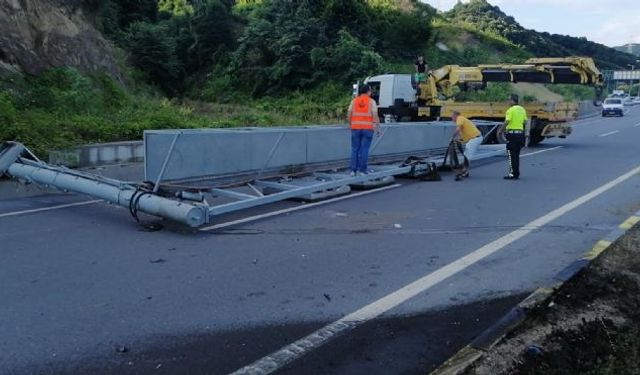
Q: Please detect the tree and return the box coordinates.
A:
[125,22,183,93]
[174,0,236,72]
[310,30,384,83]
[231,0,327,95]
[158,0,194,16]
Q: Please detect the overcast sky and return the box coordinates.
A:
[424,0,640,47]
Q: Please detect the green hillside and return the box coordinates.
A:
[446,0,637,70]
[0,0,634,156]
[614,43,640,58]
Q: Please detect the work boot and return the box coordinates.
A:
[349,171,356,177]
[503,174,519,180]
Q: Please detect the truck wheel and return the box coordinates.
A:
[495,129,507,144]
[528,131,545,146]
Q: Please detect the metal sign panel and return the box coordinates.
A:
[613,70,640,80]
[144,123,455,183]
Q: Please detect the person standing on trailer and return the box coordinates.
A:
[450,111,483,180]
[347,84,380,176]
[502,94,527,180]
[415,55,428,83]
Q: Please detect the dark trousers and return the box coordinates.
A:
[506,132,525,177]
[350,129,374,172]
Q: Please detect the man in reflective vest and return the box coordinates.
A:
[347,84,380,176]
[502,94,527,180]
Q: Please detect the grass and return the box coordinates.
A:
[0,68,351,158]
[424,19,530,68]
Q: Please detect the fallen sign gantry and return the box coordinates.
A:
[0,122,505,228]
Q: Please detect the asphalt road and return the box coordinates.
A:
[1,109,640,375]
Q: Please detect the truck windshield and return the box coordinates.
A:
[605,99,622,104]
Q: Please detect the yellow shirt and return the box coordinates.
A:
[456,116,481,143]
[505,105,527,130]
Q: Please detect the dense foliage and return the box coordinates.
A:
[96,0,433,97]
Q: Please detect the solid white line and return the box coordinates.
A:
[634,122,640,127]
[599,130,620,137]
[0,200,101,219]
[521,146,563,158]
[200,184,402,231]
[230,163,640,375]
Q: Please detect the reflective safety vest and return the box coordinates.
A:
[505,105,527,131]
[350,95,374,130]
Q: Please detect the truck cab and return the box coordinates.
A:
[362,74,417,121]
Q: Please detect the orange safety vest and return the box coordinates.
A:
[350,95,374,130]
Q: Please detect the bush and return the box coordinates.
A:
[547,84,596,101]
[310,30,385,84]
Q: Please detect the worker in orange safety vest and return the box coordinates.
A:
[347,84,380,176]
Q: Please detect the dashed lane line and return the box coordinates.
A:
[599,130,620,137]
[521,146,562,158]
[0,200,101,219]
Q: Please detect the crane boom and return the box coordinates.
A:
[420,57,603,102]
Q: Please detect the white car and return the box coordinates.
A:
[602,98,624,117]
[624,96,634,106]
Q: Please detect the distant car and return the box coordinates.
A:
[602,98,624,117]
[633,97,640,105]
[624,96,634,106]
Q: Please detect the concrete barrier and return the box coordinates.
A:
[49,141,144,168]
[577,100,600,119]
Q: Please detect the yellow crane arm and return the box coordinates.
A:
[419,57,603,102]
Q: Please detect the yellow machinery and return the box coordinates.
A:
[415,57,604,144]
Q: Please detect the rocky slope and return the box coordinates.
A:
[0,0,121,79]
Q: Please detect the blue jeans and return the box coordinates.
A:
[350,129,374,173]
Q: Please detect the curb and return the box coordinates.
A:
[430,210,640,375]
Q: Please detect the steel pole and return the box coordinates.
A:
[7,162,208,227]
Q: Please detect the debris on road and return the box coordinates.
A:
[115,346,129,354]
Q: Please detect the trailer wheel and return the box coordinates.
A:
[528,118,545,146]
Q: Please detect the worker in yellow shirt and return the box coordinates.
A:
[502,94,527,180]
[451,111,483,180]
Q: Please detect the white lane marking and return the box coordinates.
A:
[200,184,402,231]
[521,146,562,158]
[0,200,101,219]
[230,164,640,375]
[599,130,620,137]
[634,122,640,127]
